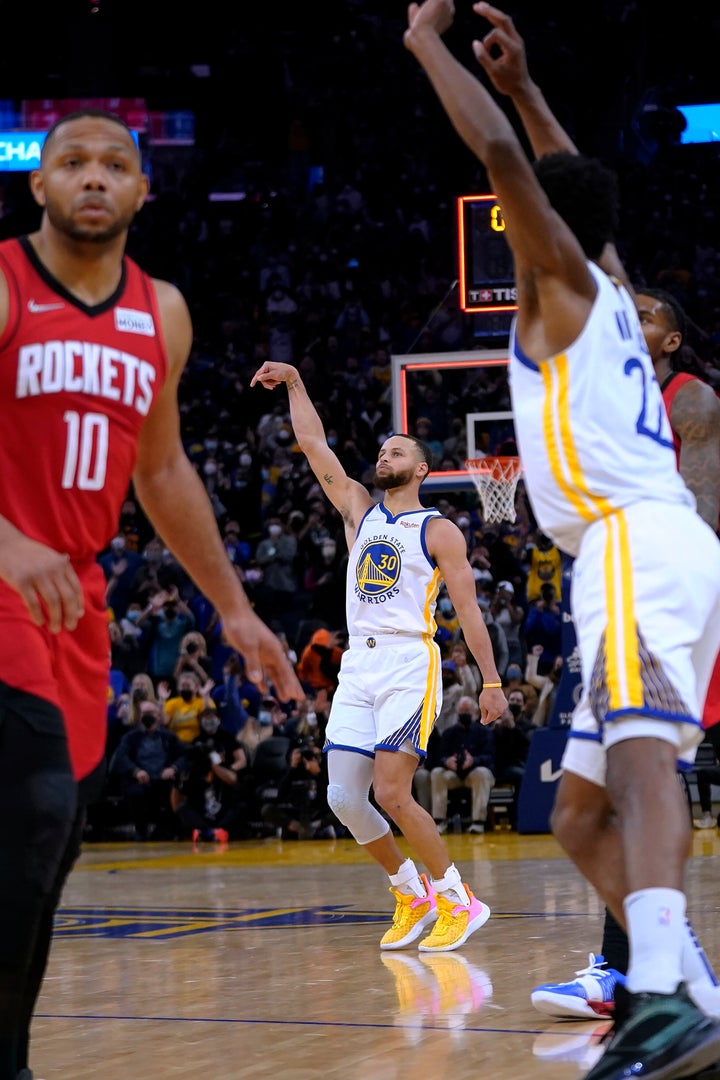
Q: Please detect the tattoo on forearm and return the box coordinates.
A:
[323,473,334,485]
[287,377,299,390]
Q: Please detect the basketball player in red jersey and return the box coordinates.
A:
[640,287,720,739]
[0,110,302,1080]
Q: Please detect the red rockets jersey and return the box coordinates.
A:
[0,236,168,560]
[661,370,720,729]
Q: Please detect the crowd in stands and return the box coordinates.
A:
[3,3,719,841]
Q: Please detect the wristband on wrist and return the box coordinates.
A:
[482,682,502,688]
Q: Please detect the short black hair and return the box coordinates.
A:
[395,433,434,469]
[634,286,687,346]
[41,109,137,162]
[533,152,620,261]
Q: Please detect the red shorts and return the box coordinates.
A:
[703,650,720,729]
[0,562,109,780]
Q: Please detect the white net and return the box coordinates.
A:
[465,457,523,524]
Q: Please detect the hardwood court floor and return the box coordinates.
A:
[31,828,720,1080]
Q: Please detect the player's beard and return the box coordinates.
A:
[373,465,414,490]
[45,200,136,244]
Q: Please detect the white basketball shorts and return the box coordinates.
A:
[561,500,720,787]
[324,633,441,759]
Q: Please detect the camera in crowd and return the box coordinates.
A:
[297,739,318,762]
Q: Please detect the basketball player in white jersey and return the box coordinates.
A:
[451,3,720,1032]
[405,2,720,1077]
[251,360,507,953]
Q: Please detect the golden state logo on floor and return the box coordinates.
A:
[355,537,402,604]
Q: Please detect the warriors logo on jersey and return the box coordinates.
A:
[355,538,402,601]
[346,504,443,639]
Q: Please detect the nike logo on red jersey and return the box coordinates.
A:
[28,299,65,313]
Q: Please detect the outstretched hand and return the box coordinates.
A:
[250,362,297,391]
[221,609,304,704]
[471,2,531,96]
[405,0,455,45]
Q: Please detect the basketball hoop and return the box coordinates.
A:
[465,456,523,524]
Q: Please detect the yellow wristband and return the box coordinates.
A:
[483,682,502,688]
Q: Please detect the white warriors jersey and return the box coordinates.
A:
[346,503,443,638]
[509,261,694,557]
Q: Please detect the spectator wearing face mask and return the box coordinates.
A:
[254,515,300,635]
[449,640,483,698]
[435,588,461,647]
[505,686,537,736]
[138,586,196,682]
[524,645,563,727]
[503,662,539,720]
[490,705,531,829]
[173,631,214,685]
[99,532,144,620]
[160,671,216,744]
[304,536,347,626]
[490,580,526,668]
[109,700,186,840]
[430,695,495,835]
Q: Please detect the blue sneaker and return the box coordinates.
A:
[531,953,625,1019]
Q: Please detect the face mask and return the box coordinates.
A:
[438,597,453,615]
[305,711,317,727]
[203,462,217,476]
[258,710,272,726]
[110,537,125,553]
[126,610,140,623]
[240,453,252,467]
[508,702,523,718]
[268,524,282,538]
[327,437,337,447]
[140,714,156,730]
[458,712,473,727]
[201,718,220,734]
[456,517,470,529]
[205,439,218,451]
[180,689,194,702]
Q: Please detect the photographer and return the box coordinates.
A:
[173,631,213,684]
[261,739,338,840]
[171,710,255,842]
[109,700,186,840]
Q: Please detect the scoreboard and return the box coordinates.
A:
[457,194,517,316]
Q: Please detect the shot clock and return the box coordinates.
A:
[457,194,517,316]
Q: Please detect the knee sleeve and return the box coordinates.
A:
[327,783,389,845]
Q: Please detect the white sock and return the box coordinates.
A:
[683,918,719,988]
[390,858,426,898]
[624,888,685,994]
[431,863,469,906]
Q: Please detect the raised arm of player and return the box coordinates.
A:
[251,361,373,550]
[469,1,632,293]
[471,2,578,158]
[404,0,595,358]
[132,281,302,702]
